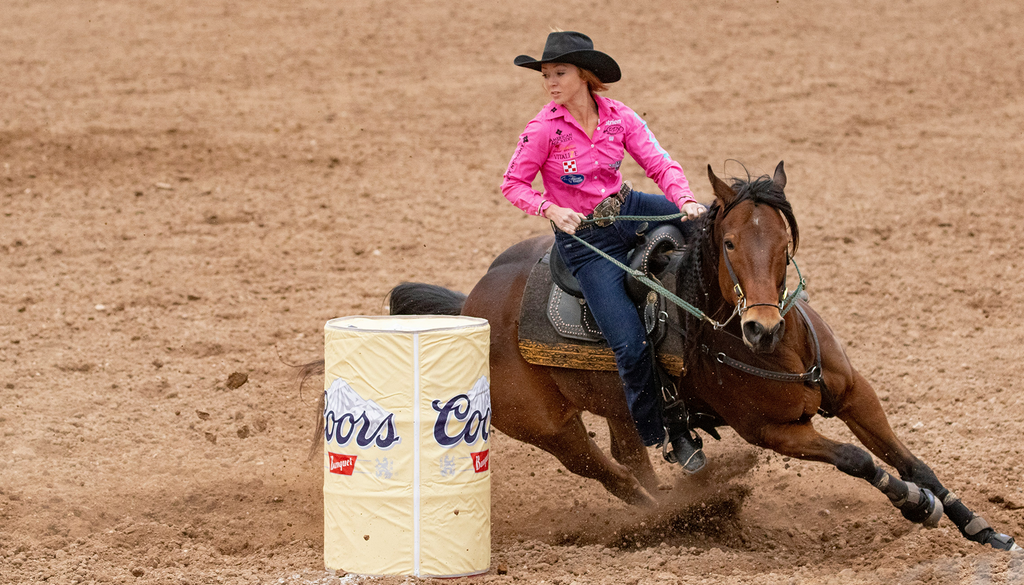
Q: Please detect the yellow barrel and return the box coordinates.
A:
[322,315,491,577]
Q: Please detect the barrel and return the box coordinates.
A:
[322,315,491,577]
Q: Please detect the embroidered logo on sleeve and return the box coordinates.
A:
[562,160,578,173]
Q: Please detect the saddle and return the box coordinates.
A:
[518,225,689,374]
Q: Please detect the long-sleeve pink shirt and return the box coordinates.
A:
[501,94,696,217]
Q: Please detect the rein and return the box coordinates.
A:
[567,212,807,329]
[565,208,829,410]
[565,216,735,330]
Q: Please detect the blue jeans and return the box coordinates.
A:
[554,191,696,446]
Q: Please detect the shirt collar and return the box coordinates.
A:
[594,94,617,123]
[543,102,563,121]
[543,95,619,122]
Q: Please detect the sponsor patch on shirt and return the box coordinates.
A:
[552,142,576,161]
[604,124,624,135]
[610,159,622,170]
[562,160,578,173]
[552,150,575,161]
[550,132,574,145]
[560,173,585,186]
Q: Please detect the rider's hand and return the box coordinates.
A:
[680,201,706,221]
[543,204,587,235]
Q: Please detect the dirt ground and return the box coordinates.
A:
[2,0,1024,583]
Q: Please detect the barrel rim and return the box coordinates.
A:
[324,315,489,334]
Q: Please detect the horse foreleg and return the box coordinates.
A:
[758,420,943,529]
[836,370,1019,551]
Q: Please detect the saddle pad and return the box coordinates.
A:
[518,249,686,374]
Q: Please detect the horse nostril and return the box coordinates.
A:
[771,320,786,342]
[743,320,765,342]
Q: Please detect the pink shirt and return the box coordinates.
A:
[501,94,696,216]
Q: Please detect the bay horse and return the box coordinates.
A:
[305,162,1018,551]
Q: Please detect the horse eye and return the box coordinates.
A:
[724,240,735,251]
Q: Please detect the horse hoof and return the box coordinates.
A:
[629,487,659,508]
[899,484,943,528]
[984,532,1019,552]
[922,489,944,528]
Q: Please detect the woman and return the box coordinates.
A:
[501,31,707,474]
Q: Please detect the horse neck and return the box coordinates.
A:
[695,222,731,324]
[676,221,736,365]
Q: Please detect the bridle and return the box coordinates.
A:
[720,238,806,320]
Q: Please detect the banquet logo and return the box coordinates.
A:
[323,378,401,450]
[432,376,491,448]
[328,452,357,475]
[471,450,489,473]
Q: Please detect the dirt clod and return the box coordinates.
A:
[226,372,248,389]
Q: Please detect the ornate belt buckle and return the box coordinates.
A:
[592,196,621,227]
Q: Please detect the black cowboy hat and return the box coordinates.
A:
[514,31,621,84]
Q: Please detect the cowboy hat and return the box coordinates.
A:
[514,31,621,84]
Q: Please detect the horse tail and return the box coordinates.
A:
[302,283,465,460]
[388,282,466,316]
[299,359,326,461]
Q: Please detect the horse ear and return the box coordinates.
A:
[773,161,787,191]
[707,164,736,205]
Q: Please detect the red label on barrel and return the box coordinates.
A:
[328,452,357,475]
[471,450,489,473]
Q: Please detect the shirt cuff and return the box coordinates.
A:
[671,190,697,208]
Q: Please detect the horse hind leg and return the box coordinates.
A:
[837,370,1019,551]
[606,415,661,494]
[486,348,658,508]
[759,422,944,529]
[530,412,658,508]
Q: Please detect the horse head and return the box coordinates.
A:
[706,162,799,354]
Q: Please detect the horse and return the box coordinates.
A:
[304,162,1018,551]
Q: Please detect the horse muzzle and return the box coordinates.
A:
[741,313,785,354]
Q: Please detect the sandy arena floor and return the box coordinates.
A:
[2,1,1023,583]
